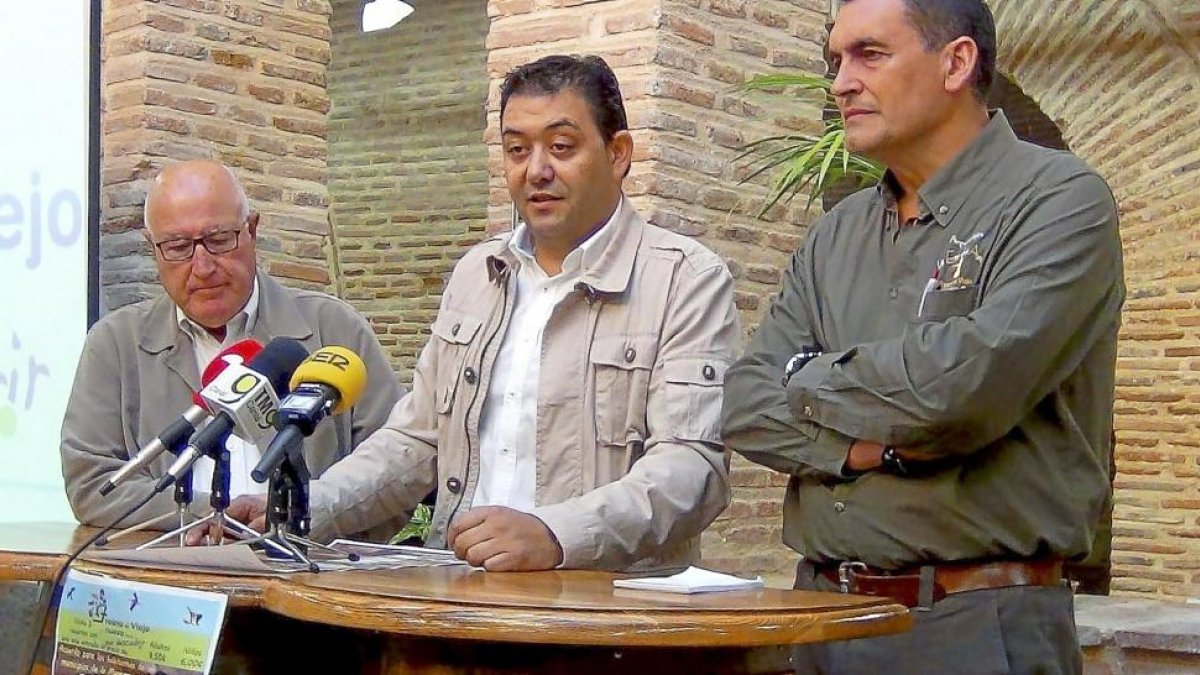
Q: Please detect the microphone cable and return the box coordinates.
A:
[25,488,164,674]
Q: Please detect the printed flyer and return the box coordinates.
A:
[53,570,228,675]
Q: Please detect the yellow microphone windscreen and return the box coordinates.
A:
[289,346,368,414]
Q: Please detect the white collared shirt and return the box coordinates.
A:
[176,279,268,497]
[471,200,621,510]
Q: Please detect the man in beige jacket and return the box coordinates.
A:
[224,54,737,572]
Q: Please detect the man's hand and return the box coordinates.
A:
[447,506,564,571]
[844,440,921,473]
[184,494,269,546]
[845,439,886,472]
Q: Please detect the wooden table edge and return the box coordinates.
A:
[261,582,913,647]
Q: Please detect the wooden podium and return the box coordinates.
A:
[1,523,911,674]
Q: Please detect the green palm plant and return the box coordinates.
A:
[736,73,885,216]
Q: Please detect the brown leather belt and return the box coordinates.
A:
[815,559,1063,609]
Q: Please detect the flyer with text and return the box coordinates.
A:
[53,570,228,675]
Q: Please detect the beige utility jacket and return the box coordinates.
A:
[310,199,738,570]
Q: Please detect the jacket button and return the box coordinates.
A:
[446,477,462,494]
[451,322,461,336]
[803,405,814,417]
[464,367,477,384]
[702,364,716,380]
[833,501,846,513]
[624,347,636,362]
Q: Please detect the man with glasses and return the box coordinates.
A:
[60,160,404,540]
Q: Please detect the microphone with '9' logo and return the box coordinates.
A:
[99,339,262,497]
[153,338,308,495]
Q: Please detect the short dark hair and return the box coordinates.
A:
[844,0,996,99]
[499,54,629,140]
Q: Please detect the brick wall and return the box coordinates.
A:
[99,0,334,312]
[991,0,1200,601]
[326,0,490,379]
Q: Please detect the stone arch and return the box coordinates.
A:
[986,74,1066,151]
[991,0,1200,597]
[993,0,1200,282]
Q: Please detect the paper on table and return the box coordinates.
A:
[328,538,461,561]
[83,542,285,576]
[612,566,764,594]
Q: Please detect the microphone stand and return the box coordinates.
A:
[176,470,194,545]
[239,431,358,572]
[97,439,199,547]
[137,439,270,552]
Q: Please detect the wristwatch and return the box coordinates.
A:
[782,346,824,386]
[879,445,909,476]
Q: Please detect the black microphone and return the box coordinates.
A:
[252,346,368,483]
[153,338,309,494]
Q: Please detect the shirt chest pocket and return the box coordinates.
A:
[429,311,483,415]
[589,335,657,447]
[916,286,978,322]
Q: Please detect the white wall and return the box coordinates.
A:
[0,1,94,523]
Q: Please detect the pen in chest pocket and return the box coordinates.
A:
[917,265,942,318]
[917,227,992,317]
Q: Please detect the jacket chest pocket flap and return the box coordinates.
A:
[430,311,483,414]
[590,334,656,446]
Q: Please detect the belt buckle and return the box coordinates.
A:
[837,561,869,593]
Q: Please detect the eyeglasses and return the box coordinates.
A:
[153,226,246,262]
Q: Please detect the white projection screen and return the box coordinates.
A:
[0,3,100,523]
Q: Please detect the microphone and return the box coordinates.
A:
[98,339,263,496]
[154,338,309,494]
[251,346,368,483]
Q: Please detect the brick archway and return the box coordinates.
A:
[992,0,1200,598]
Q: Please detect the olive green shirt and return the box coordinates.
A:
[721,112,1125,569]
